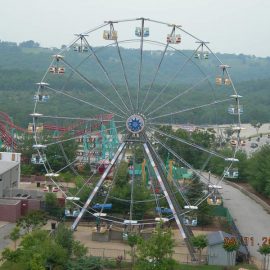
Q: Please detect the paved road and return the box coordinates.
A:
[219,180,270,267]
[0,222,16,251]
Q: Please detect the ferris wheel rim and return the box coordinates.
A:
[32,18,242,229]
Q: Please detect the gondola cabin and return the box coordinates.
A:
[103,30,118,40]
[33,93,49,102]
[31,153,46,164]
[65,196,80,217]
[183,215,197,226]
[73,44,88,52]
[228,104,243,115]
[216,77,231,86]
[223,167,239,179]
[207,194,222,206]
[167,34,181,44]
[49,66,65,74]
[135,27,149,37]
[28,123,44,133]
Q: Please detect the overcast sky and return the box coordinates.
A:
[0,0,269,57]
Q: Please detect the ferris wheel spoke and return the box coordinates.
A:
[82,37,131,115]
[136,18,146,112]
[140,41,170,112]
[146,76,209,118]
[148,97,234,121]
[147,131,213,185]
[54,158,78,174]
[148,126,227,160]
[37,115,126,123]
[143,44,202,115]
[144,136,191,206]
[61,59,128,117]
[45,86,125,119]
[43,124,126,147]
[112,25,135,113]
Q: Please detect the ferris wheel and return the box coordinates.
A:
[31,18,242,257]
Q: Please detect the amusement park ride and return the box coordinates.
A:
[0,18,245,259]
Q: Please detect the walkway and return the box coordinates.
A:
[220,180,270,268]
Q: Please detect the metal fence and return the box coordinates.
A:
[87,247,206,264]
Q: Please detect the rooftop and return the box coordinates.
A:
[0,198,20,205]
[0,161,19,175]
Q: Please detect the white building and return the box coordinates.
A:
[0,152,21,197]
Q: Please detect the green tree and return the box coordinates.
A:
[66,256,103,270]
[72,240,88,259]
[135,225,176,270]
[45,192,63,218]
[191,234,208,264]
[127,233,138,266]
[115,161,129,187]
[2,230,68,270]
[54,223,74,256]
[258,244,270,270]
[9,226,20,249]
[54,223,87,259]
[246,145,270,196]
[251,121,263,136]
[17,210,47,233]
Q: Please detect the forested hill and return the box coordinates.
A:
[0,40,269,124]
[0,40,270,87]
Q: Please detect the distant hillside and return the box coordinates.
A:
[0,40,270,87]
[0,40,269,125]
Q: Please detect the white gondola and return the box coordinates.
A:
[65,195,81,217]
[103,30,118,40]
[33,93,50,102]
[194,52,209,60]
[65,208,80,217]
[224,167,239,179]
[73,44,89,52]
[183,215,197,226]
[31,153,46,164]
[167,34,181,44]
[230,139,237,147]
[43,186,49,192]
[135,27,149,37]
[228,104,243,115]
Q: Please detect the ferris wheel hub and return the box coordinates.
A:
[126,114,145,134]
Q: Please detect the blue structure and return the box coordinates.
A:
[155,207,172,214]
[93,203,112,210]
